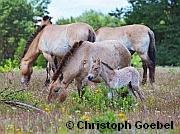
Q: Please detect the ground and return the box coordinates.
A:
[0,66,179,134]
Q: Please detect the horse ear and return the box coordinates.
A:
[97,57,100,64]
[92,56,96,63]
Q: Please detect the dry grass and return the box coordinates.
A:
[0,67,179,134]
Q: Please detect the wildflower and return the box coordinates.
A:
[81,115,91,121]
[75,110,81,114]
[118,112,127,122]
[44,105,51,113]
[27,130,33,134]
[7,124,15,129]
[85,112,90,115]
[95,88,102,94]
[61,107,65,113]
[16,128,23,134]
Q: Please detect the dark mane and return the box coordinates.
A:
[52,41,84,81]
[21,25,46,59]
[101,61,114,70]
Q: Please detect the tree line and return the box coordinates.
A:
[0,0,179,70]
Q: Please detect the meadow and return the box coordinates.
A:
[0,66,179,134]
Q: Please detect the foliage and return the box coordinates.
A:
[35,54,47,68]
[0,90,38,104]
[92,111,117,133]
[1,0,179,70]
[110,0,180,66]
[70,83,136,113]
[0,59,18,73]
[57,10,125,30]
[131,53,142,68]
[0,0,50,66]
[0,89,43,114]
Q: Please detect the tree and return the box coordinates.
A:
[56,10,125,31]
[0,0,50,65]
[110,0,180,66]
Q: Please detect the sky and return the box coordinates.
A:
[48,0,129,22]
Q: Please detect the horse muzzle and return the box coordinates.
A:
[87,74,94,81]
[21,77,29,86]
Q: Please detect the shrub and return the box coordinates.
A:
[0,59,18,73]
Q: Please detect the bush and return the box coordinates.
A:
[56,10,125,30]
[0,59,18,73]
[131,53,142,68]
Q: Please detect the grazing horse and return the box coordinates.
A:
[20,22,96,86]
[96,24,156,85]
[87,58,145,101]
[47,40,131,102]
[21,15,55,86]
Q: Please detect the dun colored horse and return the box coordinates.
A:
[96,24,156,85]
[21,15,55,86]
[48,40,131,102]
[20,21,96,86]
[87,58,145,101]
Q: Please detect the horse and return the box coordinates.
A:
[47,40,131,102]
[20,21,96,86]
[21,15,56,86]
[96,24,156,86]
[87,58,145,101]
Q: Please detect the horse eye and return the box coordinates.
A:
[95,67,99,70]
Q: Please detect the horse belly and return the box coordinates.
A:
[39,40,71,57]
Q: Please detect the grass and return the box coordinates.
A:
[0,66,179,134]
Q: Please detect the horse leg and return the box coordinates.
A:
[128,82,137,99]
[50,61,56,73]
[142,61,147,85]
[148,63,155,86]
[139,53,152,85]
[44,62,51,86]
[43,53,57,85]
[74,79,83,98]
[132,86,145,101]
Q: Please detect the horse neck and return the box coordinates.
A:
[21,31,43,65]
[100,64,114,86]
[61,55,84,88]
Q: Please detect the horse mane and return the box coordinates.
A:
[52,41,84,81]
[21,25,46,59]
[101,61,114,70]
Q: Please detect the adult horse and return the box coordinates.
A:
[48,40,131,102]
[21,15,55,86]
[96,24,156,85]
[20,22,96,86]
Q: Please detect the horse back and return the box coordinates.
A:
[84,40,131,68]
[38,23,95,56]
[96,24,152,52]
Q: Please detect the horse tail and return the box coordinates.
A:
[88,29,96,42]
[148,30,156,66]
[148,29,156,83]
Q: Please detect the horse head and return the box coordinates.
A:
[47,73,67,103]
[88,57,101,81]
[40,15,52,26]
[20,60,33,86]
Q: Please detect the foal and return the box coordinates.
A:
[87,58,145,101]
